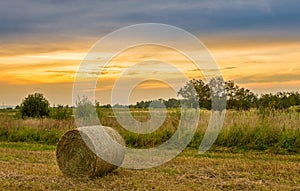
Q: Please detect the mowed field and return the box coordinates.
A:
[0,109,300,190]
[0,142,299,191]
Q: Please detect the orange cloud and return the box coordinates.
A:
[1,36,299,105]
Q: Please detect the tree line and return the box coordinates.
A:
[133,78,300,111]
[17,79,300,118]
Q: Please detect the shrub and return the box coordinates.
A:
[19,93,50,118]
[50,105,73,120]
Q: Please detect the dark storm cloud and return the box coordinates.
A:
[0,0,299,40]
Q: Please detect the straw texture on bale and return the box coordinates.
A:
[56,126,125,178]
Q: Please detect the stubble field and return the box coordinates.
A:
[0,109,299,190]
[0,142,299,190]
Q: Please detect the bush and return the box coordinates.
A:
[19,93,50,118]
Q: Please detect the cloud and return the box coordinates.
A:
[1,0,300,105]
[0,0,299,41]
[223,66,237,70]
[45,70,76,74]
[188,66,237,73]
[236,73,300,84]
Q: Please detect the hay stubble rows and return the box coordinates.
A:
[0,144,299,190]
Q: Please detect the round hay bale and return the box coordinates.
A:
[56,126,125,178]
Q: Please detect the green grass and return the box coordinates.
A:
[0,109,299,153]
[0,126,65,145]
[0,141,56,151]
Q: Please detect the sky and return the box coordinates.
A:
[0,0,299,106]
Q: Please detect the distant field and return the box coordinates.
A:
[0,109,299,190]
[0,142,299,191]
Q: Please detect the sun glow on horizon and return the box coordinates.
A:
[0,38,299,105]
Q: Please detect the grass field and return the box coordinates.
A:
[0,109,299,190]
[0,109,299,153]
[0,142,299,191]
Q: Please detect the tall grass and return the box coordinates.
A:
[0,115,74,144]
[214,110,300,152]
[0,109,299,153]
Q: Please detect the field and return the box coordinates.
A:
[0,142,299,190]
[0,109,299,190]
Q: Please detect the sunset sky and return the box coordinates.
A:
[0,0,299,106]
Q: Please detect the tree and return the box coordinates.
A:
[74,96,99,126]
[225,81,257,110]
[258,91,300,111]
[19,93,50,118]
[136,100,151,109]
[177,79,210,108]
[164,98,180,108]
[208,77,226,111]
[178,78,227,110]
[74,96,95,119]
[178,78,257,110]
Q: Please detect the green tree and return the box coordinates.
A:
[259,91,300,111]
[164,98,180,108]
[177,79,209,108]
[74,96,99,127]
[208,77,226,111]
[74,96,96,119]
[225,81,257,110]
[178,78,257,110]
[19,93,50,118]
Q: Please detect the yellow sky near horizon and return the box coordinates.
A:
[0,37,300,105]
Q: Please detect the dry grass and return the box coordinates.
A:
[0,144,299,191]
[0,115,75,131]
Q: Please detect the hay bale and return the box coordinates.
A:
[56,126,125,178]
